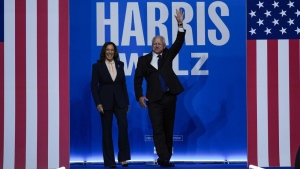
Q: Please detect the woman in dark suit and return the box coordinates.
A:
[91,42,130,168]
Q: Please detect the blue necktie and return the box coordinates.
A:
[157,55,167,92]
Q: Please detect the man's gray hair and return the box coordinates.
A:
[152,36,166,46]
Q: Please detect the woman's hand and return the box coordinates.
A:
[97,104,104,114]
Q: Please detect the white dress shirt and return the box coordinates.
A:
[150,27,184,69]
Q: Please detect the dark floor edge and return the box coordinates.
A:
[70,161,248,165]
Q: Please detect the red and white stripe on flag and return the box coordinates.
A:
[0,0,69,169]
[247,39,300,167]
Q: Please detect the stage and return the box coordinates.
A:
[69,162,294,169]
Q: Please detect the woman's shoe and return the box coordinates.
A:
[121,161,128,167]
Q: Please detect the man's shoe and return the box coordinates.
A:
[157,158,175,167]
[160,162,175,167]
[109,165,117,168]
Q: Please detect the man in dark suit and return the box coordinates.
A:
[134,8,185,167]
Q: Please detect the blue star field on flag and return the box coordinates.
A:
[247,0,300,39]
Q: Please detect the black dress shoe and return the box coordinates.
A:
[157,158,175,167]
[164,162,175,167]
[109,165,117,168]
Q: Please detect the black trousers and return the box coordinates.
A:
[100,103,131,166]
[148,92,177,161]
[296,146,300,169]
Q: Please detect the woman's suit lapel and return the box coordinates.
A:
[99,62,114,82]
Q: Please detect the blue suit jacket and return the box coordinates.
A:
[91,60,129,110]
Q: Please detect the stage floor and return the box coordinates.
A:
[69,163,294,169]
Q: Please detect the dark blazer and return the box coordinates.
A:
[134,30,186,103]
[91,60,129,110]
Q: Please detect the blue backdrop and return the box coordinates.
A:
[70,0,246,162]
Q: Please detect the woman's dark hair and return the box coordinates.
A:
[98,42,119,63]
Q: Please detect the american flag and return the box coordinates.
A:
[247,0,300,167]
[0,0,69,169]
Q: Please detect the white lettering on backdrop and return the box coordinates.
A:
[96,1,230,75]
